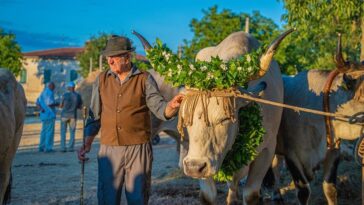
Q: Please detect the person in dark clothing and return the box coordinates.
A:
[60,81,82,152]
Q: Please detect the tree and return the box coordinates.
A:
[77,33,110,77]
[182,6,280,61]
[279,0,364,73]
[0,29,22,76]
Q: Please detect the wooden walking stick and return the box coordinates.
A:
[80,106,87,205]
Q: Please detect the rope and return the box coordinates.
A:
[177,88,364,142]
[323,69,341,150]
[355,133,364,165]
[235,93,364,125]
[181,88,363,125]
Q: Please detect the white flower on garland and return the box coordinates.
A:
[189,64,196,71]
[188,70,193,76]
[207,72,214,80]
[246,54,251,63]
[200,65,208,71]
[247,66,253,73]
[220,63,227,71]
[162,51,171,61]
[237,66,243,71]
[177,64,182,75]
[167,69,173,77]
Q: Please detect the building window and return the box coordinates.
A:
[70,70,78,81]
[44,69,52,84]
[19,69,27,84]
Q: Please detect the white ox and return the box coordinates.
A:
[0,68,26,204]
[273,37,364,205]
[133,29,293,204]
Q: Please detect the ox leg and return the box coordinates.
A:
[227,166,249,205]
[322,148,340,205]
[199,177,217,205]
[262,155,285,201]
[285,156,310,205]
[0,169,11,205]
[3,171,11,205]
[243,148,275,205]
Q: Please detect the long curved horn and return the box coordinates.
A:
[132,30,152,51]
[252,28,295,80]
[335,33,350,73]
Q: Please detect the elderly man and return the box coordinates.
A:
[78,35,184,205]
[60,82,82,152]
[36,82,58,152]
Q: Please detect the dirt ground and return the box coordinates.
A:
[8,118,362,205]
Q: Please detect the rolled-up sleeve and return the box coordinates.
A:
[145,74,169,121]
[85,76,101,136]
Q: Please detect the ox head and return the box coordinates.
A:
[331,34,364,140]
[133,29,293,178]
[335,34,364,103]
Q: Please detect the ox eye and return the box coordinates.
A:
[218,118,231,124]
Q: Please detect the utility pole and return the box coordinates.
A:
[177,45,183,58]
[99,55,103,71]
[89,57,93,74]
[245,17,250,33]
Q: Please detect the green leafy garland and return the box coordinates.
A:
[213,103,265,182]
[146,39,265,181]
[146,39,265,90]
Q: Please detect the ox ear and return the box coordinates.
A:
[247,81,267,97]
[342,74,356,90]
[237,81,266,109]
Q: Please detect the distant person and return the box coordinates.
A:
[36,82,58,152]
[59,82,83,152]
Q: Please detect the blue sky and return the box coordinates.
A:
[0,0,285,54]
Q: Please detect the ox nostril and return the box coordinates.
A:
[185,160,208,175]
[198,162,207,173]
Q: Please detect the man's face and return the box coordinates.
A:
[107,52,131,74]
[48,83,55,91]
[67,87,75,92]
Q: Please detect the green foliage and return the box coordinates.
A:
[147,39,265,90]
[0,29,23,76]
[182,6,279,61]
[132,57,150,71]
[76,33,110,77]
[276,0,364,74]
[214,103,265,182]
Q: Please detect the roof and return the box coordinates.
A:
[22,47,148,61]
[23,47,84,58]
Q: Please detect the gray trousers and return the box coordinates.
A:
[60,117,77,150]
[97,143,153,205]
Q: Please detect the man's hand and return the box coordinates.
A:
[164,94,185,119]
[78,144,91,161]
[77,137,94,161]
[168,94,185,109]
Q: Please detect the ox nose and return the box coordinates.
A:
[184,159,208,178]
